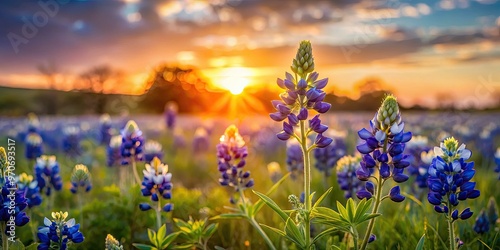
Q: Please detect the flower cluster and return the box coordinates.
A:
[0,179,30,227]
[314,131,347,177]
[70,164,92,194]
[270,41,332,148]
[355,95,412,202]
[286,141,303,179]
[165,101,178,130]
[120,120,144,165]
[474,197,499,234]
[99,114,113,145]
[405,135,433,190]
[35,155,63,196]
[62,126,82,158]
[473,210,489,234]
[216,125,253,202]
[105,234,123,250]
[336,155,363,199]
[17,173,43,208]
[37,211,84,250]
[107,135,122,167]
[144,140,164,162]
[139,157,173,212]
[26,132,43,160]
[427,137,479,220]
[495,147,500,180]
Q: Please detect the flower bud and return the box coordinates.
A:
[376,95,400,130]
[105,234,123,250]
[291,41,315,77]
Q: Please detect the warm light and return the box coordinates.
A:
[210,67,253,95]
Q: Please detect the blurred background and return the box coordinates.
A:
[0,0,500,116]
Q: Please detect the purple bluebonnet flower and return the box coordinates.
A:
[62,126,82,158]
[17,173,43,208]
[368,234,376,243]
[216,125,253,203]
[286,141,304,180]
[486,197,499,227]
[473,210,489,234]
[139,157,173,213]
[144,140,164,163]
[193,127,210,154]
[405,135,433,189]
[0,178,30,228]
[35,155,63,196]
[106,135,122,167]
[37,211,84,250]
[314,130,347,177]
[25,132,43,160]
[427,137,479,220]
[99,114,113,145]
[173,129,187,149]
[495,148,500,180]
[270,41,332,149]
[336,155,363,199]
[120,120,144,165]
[164,101,178,130]
[70,164,92,194]
[355,94,412,203]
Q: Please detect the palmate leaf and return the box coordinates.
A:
[312,207,350,230]
[253,190,288,222]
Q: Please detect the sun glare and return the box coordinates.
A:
[209,67,253,95]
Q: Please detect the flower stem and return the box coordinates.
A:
[447,202,456,250]
[359,173,383,250]
[1,222,8,250]
[299,119,312,249]
[131,157,141,186]
[156,197,162,231]
[28,210,37,241]
[78,193,84,228]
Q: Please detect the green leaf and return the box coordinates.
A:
[157,224,167,245]
[148,228,158,247]
[203,223,218,238]
[253,190,288,222]
[210,213,247,220]
[346,198,356,222]
[260,224,286,237]
[415,234,425,250]
[173,244,194,250]
[336,201,349,222]
[9,239,25,250]
[284,218,306,248]
[174,218,190,228]
[25,243,39,250]
[313,187,333,209]
[214,246,226,250]
[133,243,157,250]
[160,232,180,249]
[253,172,291,215]
[311,227,340,245]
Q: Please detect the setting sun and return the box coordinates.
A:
[205,67,254,95]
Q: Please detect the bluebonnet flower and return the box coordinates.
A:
[120,120,145,165]
[17,173,43,208]
[368,234,376,243]
[173,129,187,149]
[106,135,122,167]
[164,101,178,130]
[267,162,282,183]
[495,148,500,180]
[25,132,43,160]
[35,155,63,196]
[106,234,123,250]
[62,126,82,158]
[99,114,113,145]
[216,125,253,203]
[355,94,412,203]
[487,197,499,227]
[336,155,363,199]
[144,140,164,162]
[139,157,173,213]
[70,164,92,193]
[37,211,84,250]
[405,135,433,190]
[270,41,332,149]
[27,112,40,133]
[193,127,210,154]
[0,178,30,228]
[427,137,479,220]
[286,141,304,180]
[473,210,489,234]
[314,130,347,177]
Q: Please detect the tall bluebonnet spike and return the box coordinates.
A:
[216,126,253,203]
[139,157,173,213]
[25,132,43,160]
[286,141,304,180]
[17,173,43,208]
[473,210,490,234]
[0,178,30,227]
[164,101,178,130]
[335,155,363,198]
[120,120,145,165]
[107,135,122,167]
[34,155,63,196]
[315,130,347,177]
[99,114,113,145]
[486,197,499,227]
[62,126,82,158]
[37,212,84,250]
[144,140,164,162]
[427,137,479,220]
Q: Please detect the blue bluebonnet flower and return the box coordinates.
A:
[286,141,304,180]
[314,130,347,177]
[120,120,144,165]
[139,157,173,212]
[368,234,376,243]
[165,101,178,130]
[336,155,363,199]
[193,127,210,154]
[107,135,122,167]
[144,140,164,162]
[267,162,282,183]
[216,125,253,203]
[63,126,82,158]
[495,148,500,180]
[27,112,40,133]
[405,136,433,190]
[99,114,113,145]
[17,173,43,208]
[70,164,92,194]
[37,211,84,250]
[106,234,123,250]
[487,197,499,227]
[0,178,30,227]
[355,94,412,203]
[270,41,332,148]
[427,137,479,220]
[35,155,63,196]
[25,132,43,160]
[473,210,489,234]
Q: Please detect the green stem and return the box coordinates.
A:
[249,217,276,250]
[2,222,8,250]
[28,210,37,241]
[156,196,162,231]
[299,119,312,249]
[359,172,383,250]
[352,228,359,250]
[131,157,141,186]
[78,193,84,227]
[448,201,455,250]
